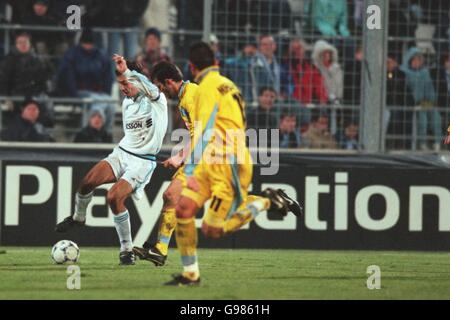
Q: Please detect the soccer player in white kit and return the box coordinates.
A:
[55,55,168,265]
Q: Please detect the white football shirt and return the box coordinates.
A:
[118,69,168,156]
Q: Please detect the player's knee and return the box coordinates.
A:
[107,189,123,213]
[175,198,196,219]
[163,189,177,207]
[201,223,223,239]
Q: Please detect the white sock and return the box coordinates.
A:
[113,211,133,252]
[73,192,93,222]
[183,262,199,274]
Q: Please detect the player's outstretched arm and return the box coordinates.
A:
[113,54,159,100]
[113,54,128,76]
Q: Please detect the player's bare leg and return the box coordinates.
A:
[165,195,201,286]
[55,160,116,232]
[134,178,181,266]
[107,179,136,265]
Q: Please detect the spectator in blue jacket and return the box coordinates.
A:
[400,47,441,151]
[337,122,359,150]
[250,35,281,104]
[279,113,301,148]
[223,41,257,104]
[56,28,114,132]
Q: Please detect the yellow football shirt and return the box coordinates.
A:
[185,66,249,175]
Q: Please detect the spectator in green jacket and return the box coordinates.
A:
[305,0,350,37]
[400,47,441,151]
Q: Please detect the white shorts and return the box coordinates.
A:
[104,146,157,201]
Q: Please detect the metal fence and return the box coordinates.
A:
[209,0,364,151]
[385,0,450,151]
[0,0,449,152]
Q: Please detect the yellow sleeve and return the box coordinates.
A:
[184,87,219,176]
[182,83,198,116]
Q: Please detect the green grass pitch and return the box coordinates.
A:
[0,247,449,299]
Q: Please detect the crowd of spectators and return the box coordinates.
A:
[0,0,448,151]
[218,0,450,151]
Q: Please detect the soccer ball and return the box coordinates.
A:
[51,240,80,264]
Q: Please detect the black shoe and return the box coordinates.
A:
[262,188,303,217]
[119,250,135,265]
[142,241,151,249]
[133,246,167,266]
[55,216,85,233]
[164,273,200,286]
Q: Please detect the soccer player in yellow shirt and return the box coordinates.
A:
[165,42,302,286]
[132,61,197,266]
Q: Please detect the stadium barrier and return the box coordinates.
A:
[2,94,448,150]
[1,143,449,250]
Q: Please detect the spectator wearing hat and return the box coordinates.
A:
[74,108,112,143]
[1,99,54,142]
[400,47,441,151]
[135,27,171,78]
[56,28,114,132]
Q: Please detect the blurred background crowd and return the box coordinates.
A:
[0,0,448,151]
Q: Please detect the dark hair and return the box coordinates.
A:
[145,27,161,41]
[21,98,40,110]
[126,59,144,73]
[441,52,450,65]
[343,120,359,128]
[280,113,296,120]
[150,61,183,83]
[310,109,329,122]
[189,42,215,70]
[115,59,144,76]
[258,86,276,96]
[80,28,94,44]
[15,32,31,40]
[34,0,49,5]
